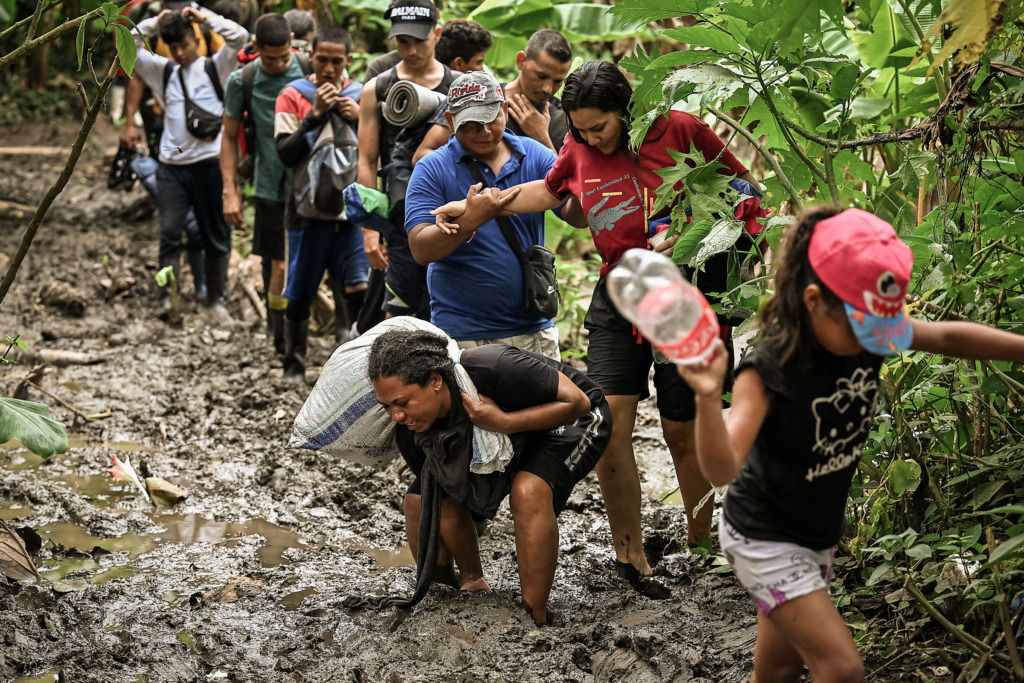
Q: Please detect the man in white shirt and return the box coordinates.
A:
[131,6,247,318]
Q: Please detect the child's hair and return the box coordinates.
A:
[758,205,846,364]
[367,330,458,388]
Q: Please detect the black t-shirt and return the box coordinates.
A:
[723,340,884,550]
[502,85,569,153]
[460,344,603,419]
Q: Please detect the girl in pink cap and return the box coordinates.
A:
[677,205,1024,683]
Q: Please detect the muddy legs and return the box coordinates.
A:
[661,417,714,546]
[509,472,558,626]
[595,394,652,575]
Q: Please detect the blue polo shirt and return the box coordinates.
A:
[405,132,560,340]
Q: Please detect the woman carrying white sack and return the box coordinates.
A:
[345,328,612,626]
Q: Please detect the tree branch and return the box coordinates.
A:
[705,104,805,211]
[823,145,841,206]
[0,56,119,308]
[0,0,63,39]
[25,0,46,42]
[0,0,131,72]
[784,116,1024,150]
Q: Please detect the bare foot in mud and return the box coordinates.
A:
[460,577,490,593]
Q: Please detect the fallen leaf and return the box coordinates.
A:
[274,409,286,423]
[106,454,151,504]
[201,576,262,604]
[145,477,188,507]
[0,519,41,581]
[52,579,90,593]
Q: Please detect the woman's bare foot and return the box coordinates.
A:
[460,577,490,593]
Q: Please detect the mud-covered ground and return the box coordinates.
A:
[0,121,917,683]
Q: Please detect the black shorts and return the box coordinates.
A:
[584,279,734,423]
[383,235,430,318]
[252,197,286,261]
[408,400,612,516]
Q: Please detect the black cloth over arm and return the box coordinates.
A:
[274,109,330,168]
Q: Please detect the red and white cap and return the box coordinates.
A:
[808,209,914,354]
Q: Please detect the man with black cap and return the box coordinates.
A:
[355,0,459,326]
[404,71,584,360]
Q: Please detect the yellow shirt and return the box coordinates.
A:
[150,28,225,114]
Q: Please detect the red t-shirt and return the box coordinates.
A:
[544,110,748,278]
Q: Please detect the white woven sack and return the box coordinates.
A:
[287,317,513,474]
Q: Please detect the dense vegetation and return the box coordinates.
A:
[4,0,1024,675]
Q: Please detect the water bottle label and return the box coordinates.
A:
[655,298,720,363]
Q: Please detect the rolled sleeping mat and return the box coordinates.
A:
[381,81,447,129]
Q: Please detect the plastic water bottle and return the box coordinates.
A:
[607,248,720,365]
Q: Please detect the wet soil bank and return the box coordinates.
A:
[0,120,762,683]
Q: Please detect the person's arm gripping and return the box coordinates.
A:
[220,71,244,227]
[129,15,167,106]
[274,87,325,168]
[911,320,1024,361]
[431,180,561,234]
[677,339,770,487]
[200,8,247,81]
[461,371,591,435]
[356,78,388,270]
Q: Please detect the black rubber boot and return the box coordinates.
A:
[267,308,286,356]
[204,253,231,319]
[329,279,354,346]
[157,255,180,320]
[282,317,309,384]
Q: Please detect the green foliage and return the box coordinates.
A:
[0,397,68,458]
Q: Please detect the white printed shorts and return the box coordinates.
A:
[719,520,835,615]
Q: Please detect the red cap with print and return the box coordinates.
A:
[808,208,915,354]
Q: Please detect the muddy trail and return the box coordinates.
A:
[0,120,766,683]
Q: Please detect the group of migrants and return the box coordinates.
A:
[115,1,1024,681]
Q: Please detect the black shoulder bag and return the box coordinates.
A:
[463,159,559,320]
[165,57,224,142]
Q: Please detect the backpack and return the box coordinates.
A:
[162,57,224,140]
[289,78,362,221]
[237,51,313,181]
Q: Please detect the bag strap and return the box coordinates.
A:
[295,51,313,76]
[162,61,173,94]
[241,61,255,118]
[204,56,224,102]
[199,21,213,56]
[463,159,527,266]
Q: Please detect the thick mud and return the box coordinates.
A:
[0,121,765,683]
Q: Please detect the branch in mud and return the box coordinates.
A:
[0,0,131,73]
[0,55,120,308]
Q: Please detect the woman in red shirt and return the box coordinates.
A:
[433,61,760,587]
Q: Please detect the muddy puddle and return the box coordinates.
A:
[0,121,771,683]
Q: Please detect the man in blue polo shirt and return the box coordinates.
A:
[405,71,575,360]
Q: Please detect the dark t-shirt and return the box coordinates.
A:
[723,340,884,550]
[460,344,603,417]
[502,85,569,153]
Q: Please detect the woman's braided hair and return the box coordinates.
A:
[367,330,458,388]
[758,205,845,365]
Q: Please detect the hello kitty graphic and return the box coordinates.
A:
[806,367,878,482]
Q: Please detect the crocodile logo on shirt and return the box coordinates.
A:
[588,195,641,234]
[807,367,878,482]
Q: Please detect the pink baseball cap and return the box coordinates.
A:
[808,209,914,355]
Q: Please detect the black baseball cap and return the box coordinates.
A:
[384,0,438,40]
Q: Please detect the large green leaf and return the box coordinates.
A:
[986,532,1024,566]
[115,23,138,77]
[661,25,740,54]
[0,397,68,458]
[888,459,921,496]
[690,219,743,271]
[746,94,787,150]
[469,0,555,33]
[852,0,919,70]
[608,0,713,24]
[553,3,647,43]
[672,218,714,266]
[483,34,528,70]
